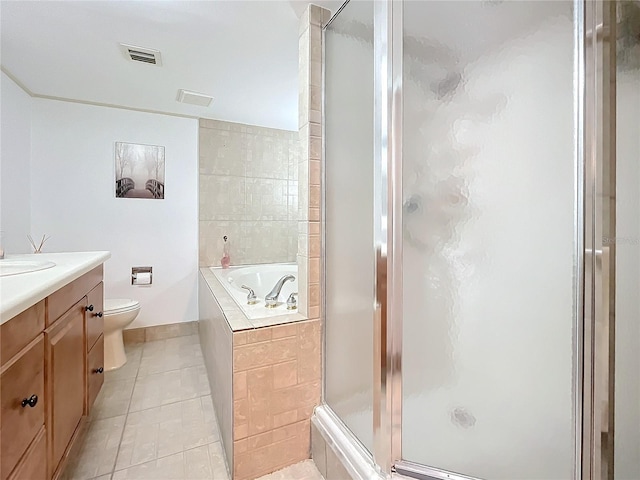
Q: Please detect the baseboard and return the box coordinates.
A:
[123,321,199,344]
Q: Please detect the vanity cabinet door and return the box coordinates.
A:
[86,282,104,352]
[7,428,46,480]
[0,336,44,480]
[45,300,86,477]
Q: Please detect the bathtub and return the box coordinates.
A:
[210,263,298,320]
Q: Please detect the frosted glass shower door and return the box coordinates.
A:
[614,2,640,476]
[324,0,375,452]
[401,1,578,478]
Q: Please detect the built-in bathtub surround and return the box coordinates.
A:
[199,119,299,267]
[199,267,321,480]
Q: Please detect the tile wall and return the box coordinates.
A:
[232,320,321,480]
[199,119,300,267]
[297,5,328,319]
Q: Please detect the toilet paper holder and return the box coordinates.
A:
[131,266,153,285]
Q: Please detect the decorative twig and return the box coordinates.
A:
[27,234,50,253]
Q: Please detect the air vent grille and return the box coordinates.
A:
[119,43,162,66]
[177,89,214,107]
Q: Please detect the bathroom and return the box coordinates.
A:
[0,1,638,480]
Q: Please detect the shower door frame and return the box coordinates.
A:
[321,0,613,479]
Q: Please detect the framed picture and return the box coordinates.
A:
[115,142,165,199]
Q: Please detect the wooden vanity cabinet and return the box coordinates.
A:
[0,265,105,480]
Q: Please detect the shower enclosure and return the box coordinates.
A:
[320,1,639,479]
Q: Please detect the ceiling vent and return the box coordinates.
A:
[120,43,162,66]
[177,89,214,107]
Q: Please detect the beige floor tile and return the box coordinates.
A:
[112,450,187,480]
[138,336,204,377]
[129,365,210,412]
[207,442,231,480]
[64,416,126,480]
[255,460,324,480]
[90,377,135,420]
[105,345,143,383]
[115,397,220,470]
[112,444,225,480]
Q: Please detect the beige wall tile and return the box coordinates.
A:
[234,337,298,371]
[273,360,298,389]
[308,222,320,236]
[247,431,273,451]
[123,328,145,345]
[308,283,320,308]
[273,409,298,429]
[234,398,248,426]
[247,365,273,392]
[308,306,320,320]
[309,160,321,186]
[248,388,272,435]
[234,371,247,400]
[271,323,298,339]
[309,234,321,258]
[297,321,321,384]
[234,331,248,346]
[247,328,272,344]
[199,119,299,266]
[235,438,248,455]
[309,257,320,283]
[235,423,248,441]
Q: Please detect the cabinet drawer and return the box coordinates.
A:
[86,282,104,352]
[1,301,45,367]
[47,265,103,326]
[86,335,105,414]
[0,336,45,480]
[7,427,46,480]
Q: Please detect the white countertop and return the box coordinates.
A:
[0,251,111,324]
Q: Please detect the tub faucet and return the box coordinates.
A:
[265,275,295,308]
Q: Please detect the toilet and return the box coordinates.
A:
[103,298,141,371]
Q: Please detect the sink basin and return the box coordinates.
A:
[0,259,56,277]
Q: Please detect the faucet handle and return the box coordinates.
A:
[241,285,259,305]
[286,293,298,310]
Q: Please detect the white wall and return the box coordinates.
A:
[30,99,199,328]
[1,71,32,254]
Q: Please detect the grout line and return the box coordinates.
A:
[108,344,144,479]
[111,439,225,474]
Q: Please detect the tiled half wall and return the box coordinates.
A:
[232,320,321,480]
[199,119,300,266]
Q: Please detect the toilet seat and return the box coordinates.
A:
[104,298,140,315]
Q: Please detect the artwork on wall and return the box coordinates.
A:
[115,142,165,199]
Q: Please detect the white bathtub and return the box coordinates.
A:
[210,263,298,320]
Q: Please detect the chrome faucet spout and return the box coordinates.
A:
[265,275,295,307]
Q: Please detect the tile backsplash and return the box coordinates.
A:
[199,119,299,266]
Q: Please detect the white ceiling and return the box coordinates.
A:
[1,1,341,131]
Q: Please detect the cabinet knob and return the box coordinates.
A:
[85,305,94,312]
[93,367,104,374]
[95,312,103,318]
[21,394,38,408]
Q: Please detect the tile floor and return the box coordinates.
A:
[63,333,325,480]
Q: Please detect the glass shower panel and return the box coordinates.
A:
[324,0,375,452]
[614,1,640,477]
[401,1,578,478]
